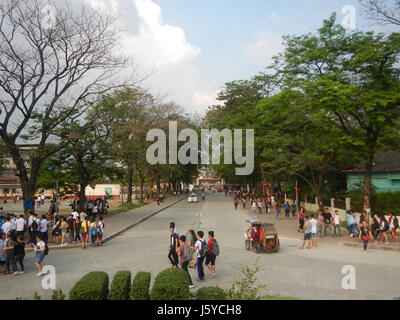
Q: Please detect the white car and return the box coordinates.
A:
[188,194,199,203]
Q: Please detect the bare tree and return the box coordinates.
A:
[0,0,133,210]
[360,0,400,26]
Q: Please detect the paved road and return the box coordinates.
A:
[1,193,400,300]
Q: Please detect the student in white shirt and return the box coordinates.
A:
[1,217,14,236]
[333,210,342,237]
[32,235,46,276]
[16,215,26,236]
[40,215,49,243]
[310,214,318,248]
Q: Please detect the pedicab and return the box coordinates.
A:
[244,219,280,253]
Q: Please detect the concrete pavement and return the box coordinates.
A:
[1,193,400,300]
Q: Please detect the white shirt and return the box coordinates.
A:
[71,211,79,220]
[40,219,49,232]
[334,214,340,225]
[28,215,34,227]
[310,218,318,233]
[16,218,26,232]
[195,239,204,258]
[80,212,87,221]
[2,222,14,235]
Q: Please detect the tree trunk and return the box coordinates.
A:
[78,184,87,212]
[157,174,161,196]
[316,172,325,213]
[363,152,374,220]
[140,176,145,202]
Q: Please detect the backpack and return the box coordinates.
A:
[199,240,208,257]
[95,222,103,234]
[212,239,220,257]
[31,219,38,231]
[91,224,97,236]
[392,216,399,229]
[43,243,49,256]
[183,245,192,262]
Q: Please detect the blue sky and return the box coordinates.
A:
[86,0,396,114]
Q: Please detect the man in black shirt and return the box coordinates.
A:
[168,225,179,267]
[323,208,333,236]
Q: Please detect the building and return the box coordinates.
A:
[342,151,400,193]
[0,176,21,200]
[1,144,37,178]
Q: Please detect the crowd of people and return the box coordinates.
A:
[231,190,400,253]
[167,222,220,289]
[0,198,107,277]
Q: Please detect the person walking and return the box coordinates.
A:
[32,235,46,276]
[323,208,333,236]
[195,231,207,281]
[310,214,318,248]
[276,203,281,220]
[12,235,25,275]
[4,233,16,274]
[205,231,219,278]
[333,210,342,237]
[60,217,69,247]
[89,219,98,246]
[177,235,195,289]
[73,217,82,244]
[40,215,49,244]
[67,215,74,244]
[234,199,239,210]
[168,225,179,267]
[96,217,104,246]
[285,202,290,219]
[317,210,324,238]
[298,207,305,233]
[0,233,7,274]
[252,201,256,215]
[300,216,312,249]
[51,216,61,244]
[388,212,399,243]
[15,215,26,237]
[188,230,197,268]
[81,217,90,249]
[359,221,373,253]
[291,201,297,218]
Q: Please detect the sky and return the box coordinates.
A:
[83,0,397,115]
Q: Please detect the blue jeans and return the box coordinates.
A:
[197,256,205,280]
[276,211,281,219]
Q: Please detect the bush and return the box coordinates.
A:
[51,289,65,300]
[130,272,151,300]
[150,268,190,300]
[109,271,131,300]
[346,189,400,215]
[69,272,109,300]
[196,287,226,300]
[225,260,265,300]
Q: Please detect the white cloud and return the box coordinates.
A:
[267,12,288,26]
[243,31,284,67]
[80,0,214,114]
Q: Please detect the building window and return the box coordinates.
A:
[3,188,10,194]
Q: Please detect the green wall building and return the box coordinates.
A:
[342,152,400,193]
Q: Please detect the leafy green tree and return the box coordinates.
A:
[273,14,400,214]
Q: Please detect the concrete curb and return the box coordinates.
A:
[25,196,186,252]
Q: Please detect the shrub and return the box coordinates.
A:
[109,271,131,300]
[130,272,151,300]
[150,268,190,300]
[196,286,226,300]
[346,189,400,215]
[225,260,266,300]
[51,289,66,300]
[69,272,109,300]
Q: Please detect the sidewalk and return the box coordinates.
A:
[239,203,400,252]
[26,195,185,252]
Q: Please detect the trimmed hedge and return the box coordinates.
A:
[150,268,190,300]
[130,272,151,300]
[196,286,226,300]
[109,271,131,300]
[69,272,109,300]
